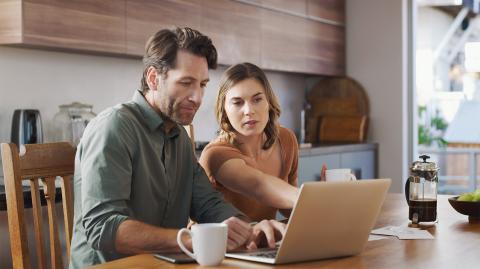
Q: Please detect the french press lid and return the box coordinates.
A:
[411,155,438,172]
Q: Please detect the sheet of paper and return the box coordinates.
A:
[371,225,434,240]
[368,234,390,241]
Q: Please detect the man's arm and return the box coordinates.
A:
[114,220,189,254]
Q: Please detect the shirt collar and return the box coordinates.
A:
[132,90,180,137]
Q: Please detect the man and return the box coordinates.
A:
[69,27,285,268]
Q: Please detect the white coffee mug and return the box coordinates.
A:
[325,168,357,182]
[177,223,228,266]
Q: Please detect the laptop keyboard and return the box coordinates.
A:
[246,249,278,259]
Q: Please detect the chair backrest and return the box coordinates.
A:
[183,124,195,152]
[1,142,75,269]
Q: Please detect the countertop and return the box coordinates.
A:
[298,143,378,157]
[0,143,378,211]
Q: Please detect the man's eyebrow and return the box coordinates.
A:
[178,76,209,83]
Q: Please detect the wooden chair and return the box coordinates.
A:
[1,142,75,269]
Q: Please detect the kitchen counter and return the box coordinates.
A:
[299,143,378,157]
[0,143,378,211]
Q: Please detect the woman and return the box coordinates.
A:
[199,62,299,222]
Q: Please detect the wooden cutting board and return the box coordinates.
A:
[318,115,368,143]
[305,77,369,143]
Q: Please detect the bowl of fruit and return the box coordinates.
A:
[448,189,480,222]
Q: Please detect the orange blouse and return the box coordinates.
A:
[199,126,299,221]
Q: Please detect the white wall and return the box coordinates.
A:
[0,46,306,142]
[0,46,306,176]
[346,0,409,192]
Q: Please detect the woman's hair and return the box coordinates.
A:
[215,62,281,149]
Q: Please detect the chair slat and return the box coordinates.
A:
[61,175,74,257]
[1,142,75,269]
[42,177,63,269]
[30,178,47,269]
[1,143,31,269]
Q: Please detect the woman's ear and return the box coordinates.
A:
[146,66,159,91]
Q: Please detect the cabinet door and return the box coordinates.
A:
[0,0,22,43]
[23,0,126,54]
[199,0,261,66]
[304,19,345,76]
[298,153,340,186]
[307,0,345,24]
[260,7,306,73]
[126,0,201,56]
[340,150,376,179]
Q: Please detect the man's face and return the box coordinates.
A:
[150,50,209,126]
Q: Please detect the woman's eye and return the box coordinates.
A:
[254,98,262,103]
[180,81,191,86]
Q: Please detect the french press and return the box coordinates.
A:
[405,155,439,224]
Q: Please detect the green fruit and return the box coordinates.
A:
[473,192,480,202]
[458,193,474,201]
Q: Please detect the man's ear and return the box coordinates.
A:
[146,66,159,91]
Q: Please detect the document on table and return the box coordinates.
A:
[371,225,434,240]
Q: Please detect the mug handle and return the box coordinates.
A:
[349,173,357,181]
[177,228,196,260]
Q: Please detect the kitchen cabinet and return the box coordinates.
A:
[126,0,202,56]
[307,0,345,24]
[198,0,262,66]
[0,0,345,76]
[0,0,126,54]
[298,143,378,186]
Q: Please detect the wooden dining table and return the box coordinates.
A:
[89,194,480,269]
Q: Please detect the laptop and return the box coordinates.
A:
[226,179,391,264]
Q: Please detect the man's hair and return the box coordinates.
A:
[215,62,281,150]
[140,27,218,93]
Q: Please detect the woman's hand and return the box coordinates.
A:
[246,220,286,250]
[320,164,327,181]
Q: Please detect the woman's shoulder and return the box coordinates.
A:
[203,138,238,152]
[200,138,244,161]
[278,126,298,144]
[199,138,247,174]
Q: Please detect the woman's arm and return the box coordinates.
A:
[215,158,299,209]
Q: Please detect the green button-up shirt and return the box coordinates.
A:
[69,91,241,268]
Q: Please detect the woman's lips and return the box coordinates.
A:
[243,120,258,127]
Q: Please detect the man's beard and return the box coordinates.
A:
[161,97,195,126]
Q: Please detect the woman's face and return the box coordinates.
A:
[224,78,270,138]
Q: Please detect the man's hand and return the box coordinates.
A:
[247,220,286,249]
[222,217,253,251]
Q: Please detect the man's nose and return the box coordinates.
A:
[189,87,204,105]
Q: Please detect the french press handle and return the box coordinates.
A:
[405,177,411,206]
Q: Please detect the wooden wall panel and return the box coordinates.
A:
[304,20,345,75]
[307,0,345,24]
[0,0,22,43]
[199,0,261,66]
[22,0,126,54]
[0,0,345,76]
[247,0,307,15]
[260,8,306,73]
[126,0,201,56]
